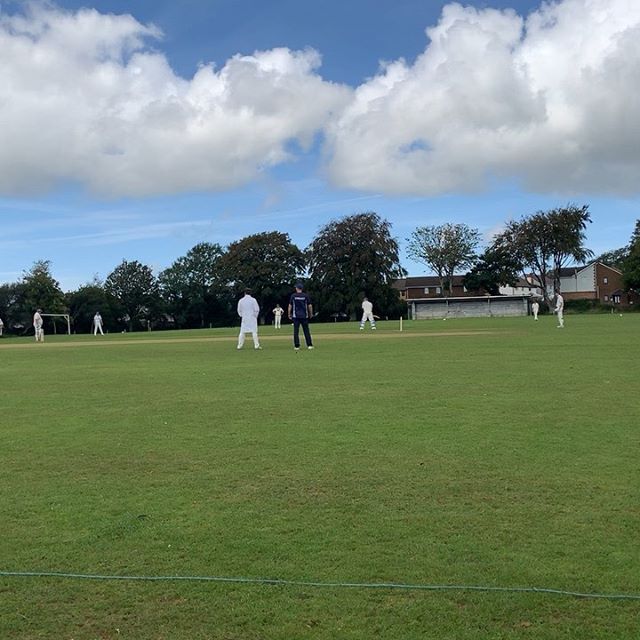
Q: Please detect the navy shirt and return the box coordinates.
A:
[289,292,311,319]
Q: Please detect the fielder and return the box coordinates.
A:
[33,308,44,342]
[554,292,564,328]
[288,283,314,351]
[360,297,376,330]
[93,311,104,335]
[237,289,261,350]
[531,300,540,321]
[0,316,4,336]
[272,303,284,329]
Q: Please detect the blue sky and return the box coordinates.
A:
[1,0,638,290]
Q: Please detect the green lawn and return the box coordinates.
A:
[1,315,639,639]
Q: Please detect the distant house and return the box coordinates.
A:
[393,276,530,319]
[549,261,628,304]
[392,276,474,301]
[499,276,544,298]
[608,289,640,306]
[393,261,636,317]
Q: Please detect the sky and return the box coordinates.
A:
[1,0,639,290]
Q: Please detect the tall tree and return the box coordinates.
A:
[21,260,66,312]
[494,204,593,305]
[67,279,120,333]
[306,212,406,319]
[0,282,24,334]
[20,260,67,333]
[159,242,230,328]
[622,220,640,291]
[463,244,521,295]
[105,260,160,331]
[597,247,628,271]
[218,232,305,320]
[407,223,481,295]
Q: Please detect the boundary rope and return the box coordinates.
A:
[1,571,639,600]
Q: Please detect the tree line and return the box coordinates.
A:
[2,206,637,334]
[0,213,407,334]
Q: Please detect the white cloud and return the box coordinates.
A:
[0,3,350,197]
[325,0,640,196]
[2,1,640,200]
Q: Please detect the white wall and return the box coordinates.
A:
[413,297,528,319]
[559,264,595,293]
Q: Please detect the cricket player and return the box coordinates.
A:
[0,316,4,336]
[33,308,44,342]
[93,311,104,335]
[360,297,376,330]
[531,300,540,321]
[237,289,261,350]
[554,292,564,328]
[288,283,313,351]
[272,303,284,329]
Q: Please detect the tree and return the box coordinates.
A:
[494,204,593,305]
[306,212,406,320]
[0,282,24,334]
[20,260,67,333]
[597,247,628,271]
[105,260,160,331]
[159,242,230,328]
[21,260,66,311]
[622,220,640,291]
[67,279,120,333]
[407,223,481,295]
[218,232,305,321]
[463,244,521,295]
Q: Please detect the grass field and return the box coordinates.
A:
[1,315,639,639]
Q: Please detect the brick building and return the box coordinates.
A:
[392,276,473,301]
[551,262,626,304]
[393,276,530,318]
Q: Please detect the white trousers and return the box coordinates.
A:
[94,324,104,335]
[274,316,282,328]
[360,312,376,328]
[35,327,44,342]
[238,329,260,348]
[557,310,564,327]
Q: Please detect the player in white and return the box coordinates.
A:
[93,311,104,335]
[237,289,261,350]
[360,297,376,330]
[272,303,284,329]
[554,291,564,328]
[33,308,44,342]
[0,316,4,336]
[531,300,540,321]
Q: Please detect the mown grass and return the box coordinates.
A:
[1,315,639,639]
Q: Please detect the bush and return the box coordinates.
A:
[564,299,614,313]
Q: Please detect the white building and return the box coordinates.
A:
[499,276,543,298]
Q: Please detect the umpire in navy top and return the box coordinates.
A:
[288,282,314,350]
